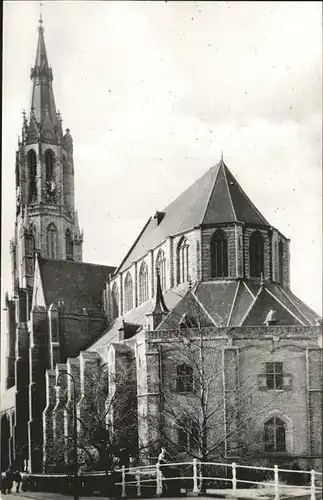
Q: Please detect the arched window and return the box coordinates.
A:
[47,223,58,259]
[124,272,133,313]
[264,416,286,452]
[65,229,73,261]
[62,156,69,207]
[45,149,54,183]
[249,231,264,277]
[111,282,119,319]
[278,240,284,284]
[177,237,189,284]
[45,149,55,201]
[156,249,167,291]
[210,230,228,278]
[27,150,37,203]
[139,261,149,305]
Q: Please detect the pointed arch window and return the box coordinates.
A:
[46,223,58,259]
[62,156,69,207]
[111,282,119,319]
[45,149,55,200]
[156,249,166,291]
[124,272,133,313]
[139,261,149,305]
[278,240,284,285]
[27,149,37,203]
[210,230,228,278]
[249,231,264,277]
[65,229,73,261]
[177,237,189,284]
[264,416,286,452]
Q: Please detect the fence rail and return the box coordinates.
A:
[114,460,322,499]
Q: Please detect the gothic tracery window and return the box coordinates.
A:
[249,231,264,277]
[278,240,284,284]
[177,237,189,284]
[62,156,69,207]
[44,149,55,201]
[139,261,149,304]
[210,230,228,278]
[124,272,133,313]
[46,223,58,259]
[65,229,73,261]
[111,282,119,319]
[27,149,37,203]
[156,249,167,290]
[264,416,286,452]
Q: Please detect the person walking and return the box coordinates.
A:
[13,470,22,493]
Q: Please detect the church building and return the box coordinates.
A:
[1,17,322,474]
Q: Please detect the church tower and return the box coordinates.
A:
[11,15,83,293]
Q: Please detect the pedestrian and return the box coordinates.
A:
[1,472,9,495]
[13,470,22,493]
[4,467,14,494]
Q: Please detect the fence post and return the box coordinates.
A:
[156,462,162,496]
[232,462,237,493]
[193,458,199,494]
[274,465,280,500]
[136,471,141,498]
[310,470,316,500]
[121,465,126,498]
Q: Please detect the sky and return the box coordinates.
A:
[2,1,322,318]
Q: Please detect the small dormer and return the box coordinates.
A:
[154,211,165,226]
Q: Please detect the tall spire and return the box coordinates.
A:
[28,8,58,142]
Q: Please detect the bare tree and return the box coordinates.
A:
[147,292,288,489]
[45,360,138,472]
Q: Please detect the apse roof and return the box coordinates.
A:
[156,280,319,329]
[117,160,270,274]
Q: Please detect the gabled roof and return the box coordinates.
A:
[37,258,115,314]
[117,160,269,274]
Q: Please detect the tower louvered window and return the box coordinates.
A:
[62,156,69,207]
[278,240,284,284]
[177,237,189,284]
[27,150,37,203]
[65,229,73,261]
[210,230,228,278]
[249,231,264,277]
[124,272,133,313]
[156,249,166,291]
[139,261,149,304]
[47,223,58,259]
[112,282,119,319]
[45,149,55,201]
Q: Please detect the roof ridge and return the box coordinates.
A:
[222,161,237,221]
[200,162,221,223]
[225,164,269,225]
[226,280,240,326]
[114,217,152,275]
[40,257,115,270]
[264,287,306,325]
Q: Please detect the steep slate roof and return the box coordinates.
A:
[38,258,115,314]
[117,161,269,274]
[156,280,319,329]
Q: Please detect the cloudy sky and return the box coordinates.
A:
[2,1,322,315]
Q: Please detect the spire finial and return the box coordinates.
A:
[221,150,223,161]
[39,2,43,25]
